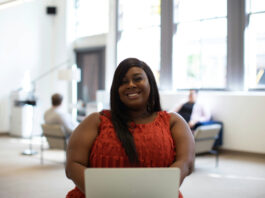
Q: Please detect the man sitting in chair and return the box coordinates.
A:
[172,89,211,130]
[44,93,78,138]
[172,90,223,148]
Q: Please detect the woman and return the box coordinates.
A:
[65,58,195,198]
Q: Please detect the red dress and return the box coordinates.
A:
[66,110,183,198]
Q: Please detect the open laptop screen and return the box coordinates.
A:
[85,168,180,198]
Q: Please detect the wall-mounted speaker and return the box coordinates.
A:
[46,6,57,15]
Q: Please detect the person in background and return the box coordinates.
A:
[44,93,78,138]
[65,58,195,198]
[173,89,211,130]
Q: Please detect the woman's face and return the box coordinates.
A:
[118,66,150,110]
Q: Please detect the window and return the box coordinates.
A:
[172,0,227,89]
[117,0,161,81]
[246,0,265,89]
[74,0,109,38]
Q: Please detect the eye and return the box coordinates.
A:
[134,76,143,82]
[121,79,128,85]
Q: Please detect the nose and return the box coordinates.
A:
[127,80,136,88]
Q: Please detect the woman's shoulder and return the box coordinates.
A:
[80,112,101,128]
[87,111,101,120]
[167,112,186,128]
[68,112,101,143]
[83,110,111,122]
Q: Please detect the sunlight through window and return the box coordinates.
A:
[173,0,227,89]
[117,0,161,82]
[246,0,265,89]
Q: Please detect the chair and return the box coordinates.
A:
[194,124,222,167]
[40,124,68,164]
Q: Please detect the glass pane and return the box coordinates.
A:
[75,0,109,38]
[119,0,160,31]
[117,27,161,81]
[117,0,161,82]
[174,0,227,23]
[249,0,265,13]
[246,13,265,88]
[173,18,227,89]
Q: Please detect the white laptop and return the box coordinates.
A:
[84,168,180,198]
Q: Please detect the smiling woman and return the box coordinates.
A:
[118,67,150,110]
[65,58,195,198]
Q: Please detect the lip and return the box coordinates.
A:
[125,91,141,99]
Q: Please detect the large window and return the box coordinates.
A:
[113,0,265,91]
[172,0,227,89]
[246,0,265,89]
[117,0,161,81]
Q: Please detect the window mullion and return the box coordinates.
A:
[227,0,246,90]
[160,0,174,90]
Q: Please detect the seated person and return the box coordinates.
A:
[172,89,211,130]
[44,93,78,138]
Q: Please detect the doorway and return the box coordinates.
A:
[75,47,105,103]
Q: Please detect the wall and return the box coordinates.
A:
[0,1,41,132]
[160,91,265,154]
[73,0,117,92]
[74,34,107,49]
[0,0,115,135]
[0,0,72,135]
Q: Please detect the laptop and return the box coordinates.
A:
[84,168,180,198]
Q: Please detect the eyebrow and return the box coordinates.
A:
[132,73,143,76]
[123,73,143,79]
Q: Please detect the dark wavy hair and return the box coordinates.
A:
[110,58,162,163]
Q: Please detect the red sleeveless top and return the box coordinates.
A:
[89,110,175,167]
[66,111,183,198]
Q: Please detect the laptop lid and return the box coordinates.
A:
[85,168,180,198]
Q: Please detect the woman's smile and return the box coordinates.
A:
[125,90,141,99]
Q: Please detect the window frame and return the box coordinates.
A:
[114,0,265,92]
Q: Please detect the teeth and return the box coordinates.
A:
[128,93,138,97]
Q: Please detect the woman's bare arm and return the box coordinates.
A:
[65,112,100,193]
[169,112,195,185]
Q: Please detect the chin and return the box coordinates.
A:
[126,103,146,110]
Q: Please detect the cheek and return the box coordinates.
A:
[118,86,126,101]
[143,84,151,98]
[145,82,151,93]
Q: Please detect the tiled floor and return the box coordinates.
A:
[0,135,265,198]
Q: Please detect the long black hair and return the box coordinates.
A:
[110,58,162,163]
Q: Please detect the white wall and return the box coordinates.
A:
[0,0,72,134]
[73,0,117,92]
[0,0,115,135]
[0,1,41,132]
[160,91,265,154]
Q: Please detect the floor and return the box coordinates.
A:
[0,135,264,198]
[181,153,265,198]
